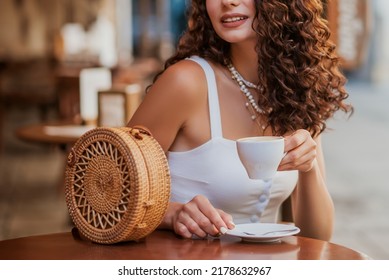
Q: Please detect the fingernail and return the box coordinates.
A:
[220,227,227,234]
[229,221,236,228]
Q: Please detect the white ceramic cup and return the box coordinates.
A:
[236,136,285,180]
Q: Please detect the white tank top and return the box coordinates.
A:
[167,56,298,224]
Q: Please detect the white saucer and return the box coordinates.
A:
[225,223,300,243]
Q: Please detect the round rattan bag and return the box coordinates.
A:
[64,126,170,244]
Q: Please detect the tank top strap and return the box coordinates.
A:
[186,56,223,138]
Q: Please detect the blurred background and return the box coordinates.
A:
[0,0,388,259]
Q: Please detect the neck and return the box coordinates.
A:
[229,42,258,84]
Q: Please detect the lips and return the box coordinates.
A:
[220,13,249,28]
[222,16,248,23]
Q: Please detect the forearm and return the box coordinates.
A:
[292,159,335,241]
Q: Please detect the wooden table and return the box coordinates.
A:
[0,229,370,260]
[15,122,95,192]
[15,122,95,146]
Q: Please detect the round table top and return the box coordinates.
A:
[0,229,371,260]
[15,122,95,145]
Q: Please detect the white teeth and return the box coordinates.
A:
[223,17,245,23]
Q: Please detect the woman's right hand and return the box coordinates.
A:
[162,195,235,239]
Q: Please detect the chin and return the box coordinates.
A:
[219,31,257,44]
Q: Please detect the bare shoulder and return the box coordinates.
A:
[128,58,208,151]
[155,59,207,102]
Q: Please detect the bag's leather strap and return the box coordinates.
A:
[129,125,152,140]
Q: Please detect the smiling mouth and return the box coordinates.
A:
[222,16,248,23]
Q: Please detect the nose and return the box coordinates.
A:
[223,0,240,7]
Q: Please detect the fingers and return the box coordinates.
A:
[284,129,311,153]
[218,209,235,229]
[280,129,317,172]
[173,195,234,239]
[280,151,316,172]
[195,196,234,231]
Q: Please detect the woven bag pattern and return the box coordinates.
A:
[65,126,170,244]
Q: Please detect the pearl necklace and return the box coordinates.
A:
[227,62,263,120]
[234,69,261,90]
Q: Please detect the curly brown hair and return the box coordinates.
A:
[158,0,353,137]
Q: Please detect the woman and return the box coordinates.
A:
[128,0,352,241]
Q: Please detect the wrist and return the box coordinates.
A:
[299,158,318,174]
[159,201,182,230]
[298,159,322,185]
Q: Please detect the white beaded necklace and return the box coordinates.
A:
[233,69,261,90]
[227,62,264,121]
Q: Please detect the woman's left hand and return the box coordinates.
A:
[278,129,317,173]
